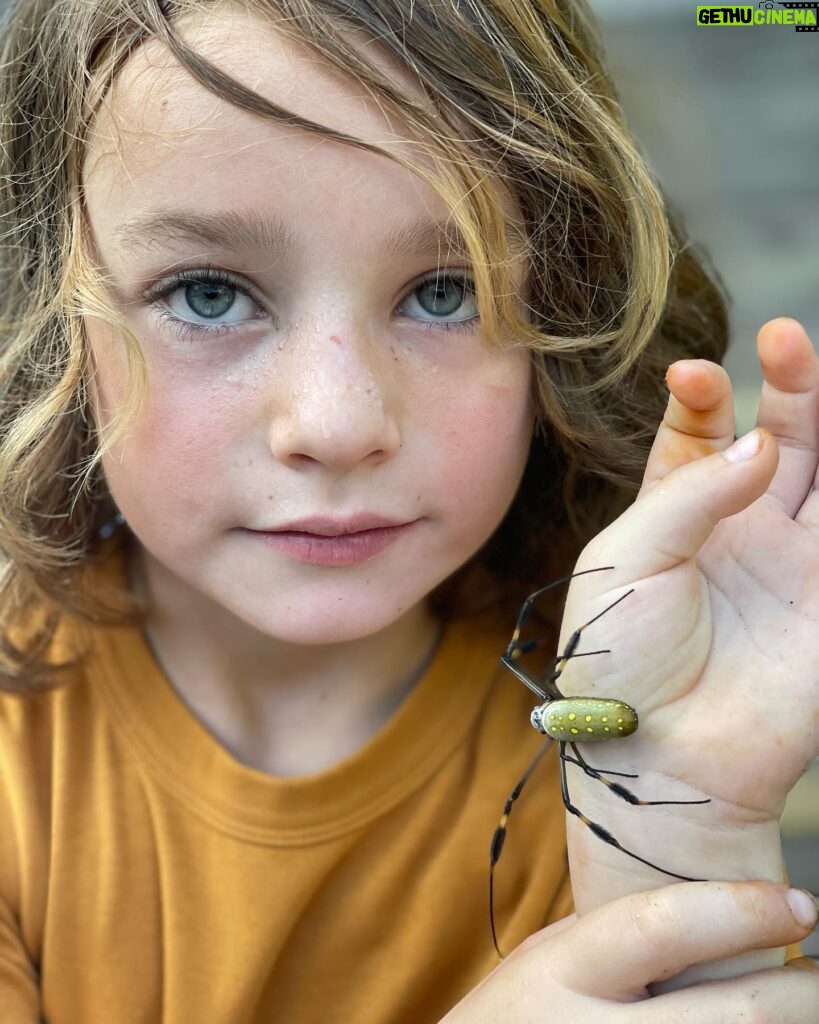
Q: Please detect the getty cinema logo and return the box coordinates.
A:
[697,2,818,29]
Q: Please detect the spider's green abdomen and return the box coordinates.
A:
[531,698,638,742]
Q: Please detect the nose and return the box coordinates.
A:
[268,327,401,472]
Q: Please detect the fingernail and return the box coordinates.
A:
[723,429,762,463]
[786,888,819,930]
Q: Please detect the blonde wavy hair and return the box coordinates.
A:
[0,0,729,693]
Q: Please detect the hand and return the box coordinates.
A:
[544,319,819,970]
[441,881,819,1023]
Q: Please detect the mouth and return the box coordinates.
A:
[254,514,416,537]
[244,520,419,566]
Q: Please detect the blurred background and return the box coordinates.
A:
[588,0,819,954]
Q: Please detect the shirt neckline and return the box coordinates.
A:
[83,537,512,845]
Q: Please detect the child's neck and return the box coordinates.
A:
[127,543,443,777]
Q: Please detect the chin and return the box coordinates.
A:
[212,587,419,646]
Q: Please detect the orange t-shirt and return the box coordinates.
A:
[0,543,572,1023]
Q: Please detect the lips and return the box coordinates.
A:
[248,519,419,566]
[259,514,414,537]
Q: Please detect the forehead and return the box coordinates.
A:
[90,7,424,149]
[81,4,532,292]
[85,7,452,230]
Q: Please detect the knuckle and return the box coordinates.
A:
[625,891,678,951]
[733,881,774,931]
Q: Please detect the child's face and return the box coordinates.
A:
[82,7,535,644]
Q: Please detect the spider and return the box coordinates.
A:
[489,566,711,959]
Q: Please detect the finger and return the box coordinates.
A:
[640,360,735,494]
[584,426,778,582]
[754,317,819,518]
[635,963,819,1024]
[539,881,816,1000]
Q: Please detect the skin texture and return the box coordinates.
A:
[82,8,533,775]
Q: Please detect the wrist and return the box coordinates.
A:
[564,766,787,988]
[565,768,784,913]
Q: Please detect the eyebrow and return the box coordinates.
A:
[113,207,471,261]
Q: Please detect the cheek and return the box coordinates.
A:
[86,319,241,522]
[424,370,535,529]
[115,400,236,499]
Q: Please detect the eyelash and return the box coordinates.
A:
[144,266,480,343]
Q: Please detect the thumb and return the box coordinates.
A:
[585,426,778,581]
[536,881,814,1001]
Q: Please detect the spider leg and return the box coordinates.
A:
[565,742,711,806]
[489,737,553,960]
[502,569,631,703]
[550,588,635,684]
[536,648,612,692]
[503,646,614,702]
[560,752,638,779]
[558,741,706,882]
[510,588,636,707]
[512,590,637,702]
[505,566,616,663]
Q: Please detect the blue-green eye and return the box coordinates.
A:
[418,276,471,316]
[403,272,478,330]
[183,281,236,319]
[161,273,260,327]
[145,266,479,341]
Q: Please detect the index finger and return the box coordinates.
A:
[639,360,735,496]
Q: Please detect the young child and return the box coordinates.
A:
[0,0,817,1021]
